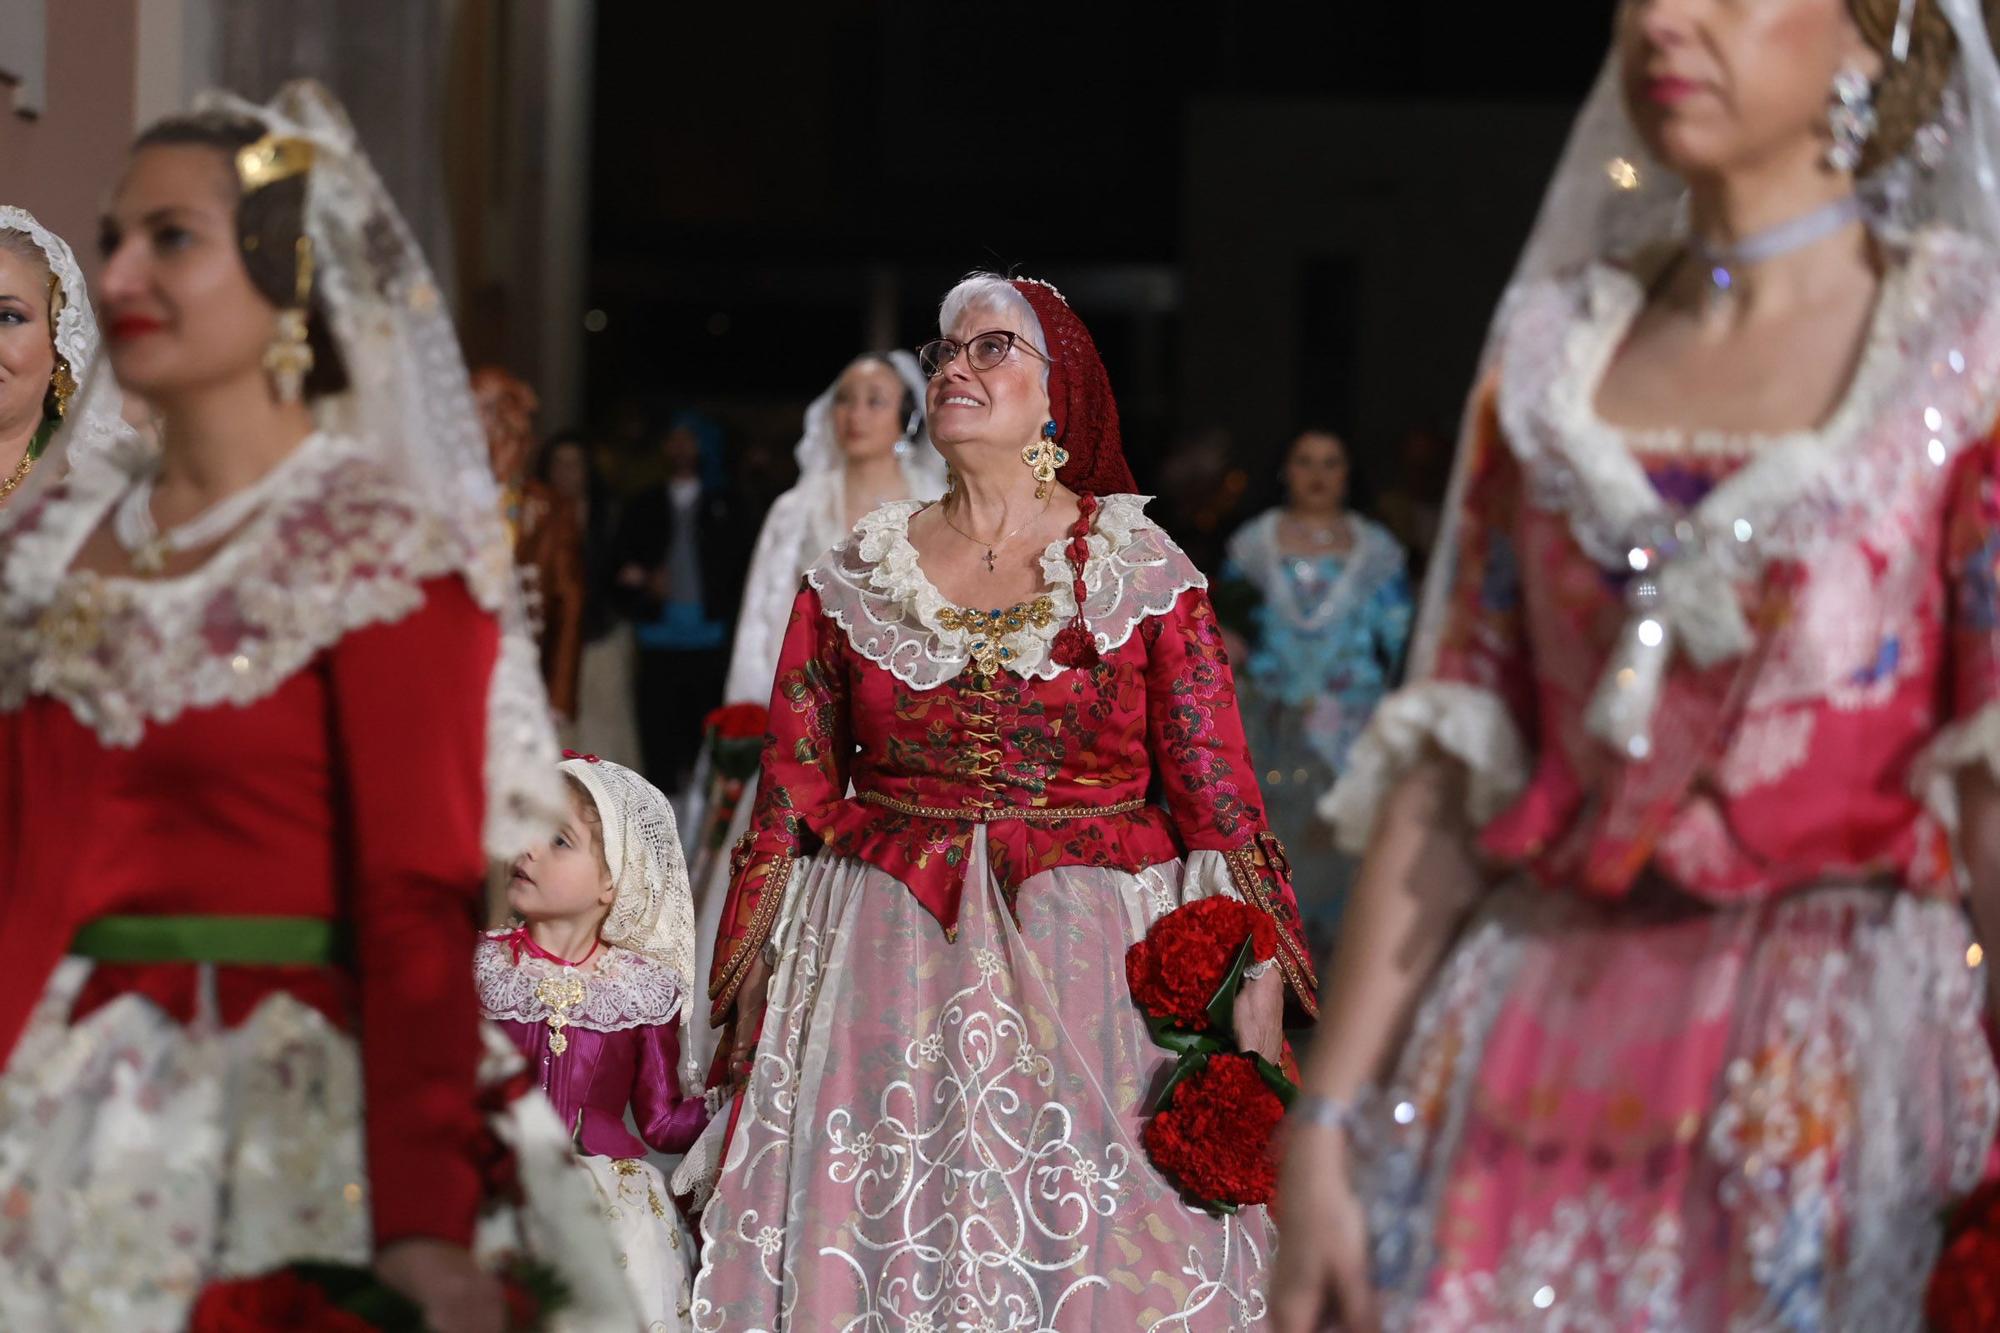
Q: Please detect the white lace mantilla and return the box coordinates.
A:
[475,937,688,1034]
[1319,682,1530,855]
[803,493,1203,690]
[0,431,561,857]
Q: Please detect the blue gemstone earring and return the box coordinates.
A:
[1022,419,1070,500]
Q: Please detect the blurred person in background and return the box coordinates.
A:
[1219,427,1411,962]
[474,367,584,728]
[614,410,747,788]
[537,428,641,762]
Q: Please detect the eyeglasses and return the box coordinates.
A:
[917,329,1050,379]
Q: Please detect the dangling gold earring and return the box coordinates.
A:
[945,463,958,495]
[1022,419,1069,501]
[47,355,75,420]
[264,234,316,404]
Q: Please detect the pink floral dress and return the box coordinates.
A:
[1324,230,2000,1331]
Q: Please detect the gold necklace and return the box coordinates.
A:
[0,450,34,507]
[937,495,1050,573]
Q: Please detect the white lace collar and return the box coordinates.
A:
[804,493,1204,690]
[1498,228,2000,579]
[475,935,688,1034]
[0,432,487,744]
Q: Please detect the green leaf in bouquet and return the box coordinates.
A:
[1253,1054,1300,1108]
[1145,1049,1208,1116]
[1145,1012,1226,1057]
[1204,933,1260,1040]
[285,1261,425,1330]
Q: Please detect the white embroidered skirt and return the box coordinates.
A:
[578,1153,699,1331]
[0,957,636,1332]
[691,831,1276,1331]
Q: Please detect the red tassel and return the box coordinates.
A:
[1052,494,1101,668]
[1052,623,1099,668]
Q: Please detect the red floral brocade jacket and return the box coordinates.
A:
[707,496,1318,1025]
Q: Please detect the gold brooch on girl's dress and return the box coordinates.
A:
[535,972,586,1055]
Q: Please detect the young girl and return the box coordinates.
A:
[479,752,712,1330]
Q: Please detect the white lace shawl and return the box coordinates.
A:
[802,493,1204,690]
[474,936,687,1034]
[1225,509,1406,635]
[0,432,559,856]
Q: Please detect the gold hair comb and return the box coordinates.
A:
[235,132,316,192]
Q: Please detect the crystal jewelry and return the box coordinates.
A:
[1021,419,1070,501]
[1289,1092,1360,1135]
[1825,64,1877,174]
[1688,193,1866,297]
[113,446,310,574]
[937,493,1050,573]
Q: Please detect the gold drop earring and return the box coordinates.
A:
[1021,419,1069,501]
[264,234,315,405]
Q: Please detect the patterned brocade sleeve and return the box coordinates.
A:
[1917,434,2000,830]
[707,584,852,1024]
[1143,584,1319,1020]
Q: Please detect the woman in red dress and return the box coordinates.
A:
[0,84,626,1332]
[690,274,1318,1328]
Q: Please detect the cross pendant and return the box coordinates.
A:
[983,548,997,573]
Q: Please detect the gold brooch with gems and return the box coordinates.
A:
[938,596,1055,686]
[535,972,587,1055]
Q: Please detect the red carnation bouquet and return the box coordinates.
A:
[1125,896,1297,1213]
[190,1257,565,1332]
[1927,1179,2000,1332]
[699,702,769,851]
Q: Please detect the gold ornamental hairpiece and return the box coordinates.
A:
[235,133,316,193]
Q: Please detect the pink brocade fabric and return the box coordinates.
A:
[1362,883,1996,1330]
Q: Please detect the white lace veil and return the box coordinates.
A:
[182,81,565,857]
[1408,0,2000,679]
[0,206,133,509]
[793,348,945,521]
[559,755,695,1022]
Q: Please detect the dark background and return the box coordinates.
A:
[584,6,1614,524]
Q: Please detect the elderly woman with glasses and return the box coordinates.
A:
[690,274,1318,1328]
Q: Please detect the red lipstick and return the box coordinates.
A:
[107,314,165,342]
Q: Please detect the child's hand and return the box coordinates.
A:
[723,953,773,1084]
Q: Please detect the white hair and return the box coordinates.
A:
[938,272,1050,387]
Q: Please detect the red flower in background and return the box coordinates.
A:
[1929,1181,2000,1332]
[704,703,769,740]
[1125,897,1278,1029]
[189,1271,374,1333]
[1140,1052,1285,1207]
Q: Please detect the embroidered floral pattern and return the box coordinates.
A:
[0,434,561,857]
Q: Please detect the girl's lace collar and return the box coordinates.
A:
[474,935,687,1034]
